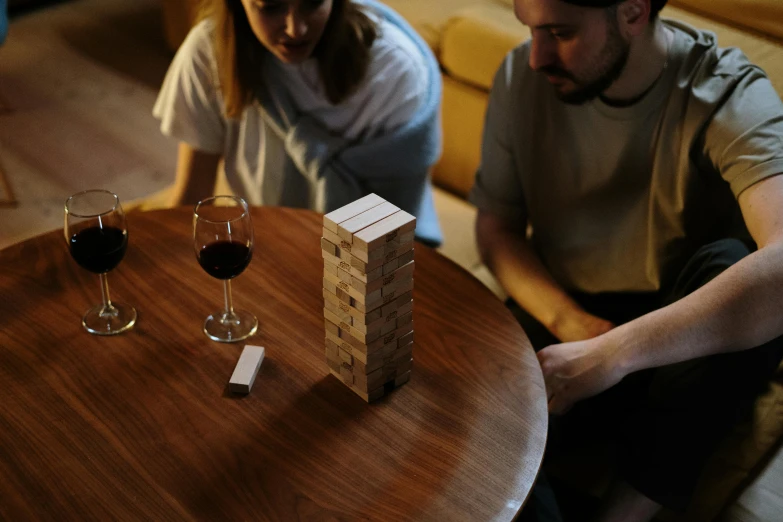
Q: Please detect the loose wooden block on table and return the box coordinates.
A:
[229,345,266,394]
[323,193,385,233]
[337,201,400,243]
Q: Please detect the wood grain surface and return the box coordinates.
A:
[0,207,547,521]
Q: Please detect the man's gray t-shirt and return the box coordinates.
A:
[470,21,783,293]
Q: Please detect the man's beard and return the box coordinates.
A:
[541,25,630,105]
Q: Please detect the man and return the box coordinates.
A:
[470,0,783,520]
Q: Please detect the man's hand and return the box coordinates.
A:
[550,309,615,343]
[537,336,627,414]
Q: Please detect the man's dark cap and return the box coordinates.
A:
[561,0,668,14]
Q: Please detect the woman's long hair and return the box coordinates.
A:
[203,0,377,118]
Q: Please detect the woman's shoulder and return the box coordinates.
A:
[366,16,428,80]
[178,19,217,66]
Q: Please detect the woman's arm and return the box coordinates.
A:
[171,142,222,207]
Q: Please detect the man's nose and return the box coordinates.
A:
[529,36,556,71]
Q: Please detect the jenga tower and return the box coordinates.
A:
[321,194,416,402]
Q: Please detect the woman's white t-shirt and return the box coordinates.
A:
[153,13,429,207]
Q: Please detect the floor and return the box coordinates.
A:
[0,0,176,250]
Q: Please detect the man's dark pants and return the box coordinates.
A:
[512,239,783,516]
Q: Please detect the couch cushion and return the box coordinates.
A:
[380,0,491,53]
[671,0,783,42]
[440,3,529,90]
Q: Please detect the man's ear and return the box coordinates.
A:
[617,0,651,37]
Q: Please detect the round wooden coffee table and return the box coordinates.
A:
[0,207,547,520]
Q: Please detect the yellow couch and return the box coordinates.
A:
[159,1,783,520]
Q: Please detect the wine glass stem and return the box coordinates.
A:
[98,273,117,316]
[223,279,235,316]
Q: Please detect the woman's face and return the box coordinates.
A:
[240,0,334,64]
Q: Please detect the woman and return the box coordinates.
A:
[153,0,442,244]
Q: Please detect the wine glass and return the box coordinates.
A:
[64,189,137,335]
[194,195,258,342]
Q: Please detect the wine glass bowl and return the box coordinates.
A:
[64,189,137,335]
[194,196,258,342]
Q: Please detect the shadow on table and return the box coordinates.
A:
[177,361,479,520]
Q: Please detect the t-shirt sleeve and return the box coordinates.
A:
[468,54,527,222]
[152,21,226,154]
[703,68,783,196]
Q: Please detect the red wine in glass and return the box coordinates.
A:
[197,240,252,280]
[64,190,137,335]
[193,196,258,342]
[69,226,128,274]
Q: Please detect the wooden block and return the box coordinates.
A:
[396,311,413,329]
[339,363,354,385]
[326,338,340,359]
[351,260,415,295]
[395,358,413,376]
[380,318,397,336]
[324,301,352,325]
[363,240,415,264]
[353,210,416,252]
[354,352,385,375]
[323,193,385,233]
[327,358,341,373]
[362,322,414,354]
[358,278,415,315]
[394,371,411,387]
[339,348,354,366]
[323,250,383,282]
[381,292,412,318]
[337,201,400,243]
[354,366,385,389]
[324,262,338,277]
[323,276,353,305]
[349,384,385,403]
[323,288,382,325]
[394,342,414,361]
[350,311,387,335]
[382,273,413,297]
[397,249,415,268]
[349,241,414,272]
[326,308,383,345]
[228,345,265,395]
[382,299,413,323]
[323,228,354,254]
[398,331,414,348]
[325,318,340,337]
[325,261,352,284]
[320,237,338,257]
[323,270,383,304]
[326,330,366,356]
[323,277,338,295]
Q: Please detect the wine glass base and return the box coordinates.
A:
[203,310,258,343]
[82,302,137,336]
